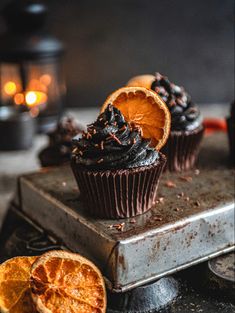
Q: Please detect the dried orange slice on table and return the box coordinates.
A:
[101,86,171,149]
[0,256,37,313]
[30,250,106,313]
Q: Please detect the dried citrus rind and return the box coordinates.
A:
[0,256,37,313]
[101,86,171,150]
[30,250,106,313]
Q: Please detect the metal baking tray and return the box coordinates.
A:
[17,133,235,292]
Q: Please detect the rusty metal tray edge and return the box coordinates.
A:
[113,203,235,291]
[19,175,235,292]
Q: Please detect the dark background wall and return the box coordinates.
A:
[1,0,234,107]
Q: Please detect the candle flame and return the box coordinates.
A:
[14,93,24,105]
[25,91,47,107]
[40,74,52,86]
[4,81,17,95]
[4,75,50,113]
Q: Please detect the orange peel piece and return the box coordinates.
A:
[126,74,155,89]
[101,86,171,150]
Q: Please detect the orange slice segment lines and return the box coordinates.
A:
[0,256,37,313]
[30,250,106,313]
[101,86,171,150]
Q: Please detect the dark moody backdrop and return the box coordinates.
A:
[0,0,234,107]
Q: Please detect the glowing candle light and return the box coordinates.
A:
[25,91,47,107]
[40,74,52,86]
[14,93,24,105]
[25,91,37,106]
[4,81,17,95]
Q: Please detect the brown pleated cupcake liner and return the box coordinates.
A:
[71,153,166,219]
[226,117,235,166]
[161,126,204,172]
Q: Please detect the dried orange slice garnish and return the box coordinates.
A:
[30,250,107,313]
[101,86,171,149]
[126,74,155,89]
[0,256,37,313]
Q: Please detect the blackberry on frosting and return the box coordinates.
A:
[72,104,159,170]
[151,72,202,131]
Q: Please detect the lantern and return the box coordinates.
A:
[0,0,65,133]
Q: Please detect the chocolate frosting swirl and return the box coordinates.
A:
[72,104,159,170]
[151,73,202,131]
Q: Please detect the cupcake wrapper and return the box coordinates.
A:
[71,153,166,219]
[226,117,235,165]
[161,126,204,172]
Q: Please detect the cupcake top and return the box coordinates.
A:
[72,104,159,170]
[39,116,84,167]
[49,116,83,147]
[151,73,202,132]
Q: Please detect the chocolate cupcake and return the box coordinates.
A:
[71,104,166,219]
[151,73,204,171]
[39,117,84,167]
[227,101,235,166]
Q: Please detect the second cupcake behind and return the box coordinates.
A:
[128,73,204,172]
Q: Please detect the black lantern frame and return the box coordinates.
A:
[0,0,65,133]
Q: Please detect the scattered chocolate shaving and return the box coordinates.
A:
[40,168,50,173]
[100,141,104,150]
[174,207,181,212]
[177,192,184,198]
[154,216,163,221]
[130,218,136,224]
[79,150,83,156]
[108,222,125,231]
[184,197,190,201]
[156,197,165,204]
[194,169,200,175]
[179,176,193,182]
[62,181,67,187]
[97,158,104,164]
[119,223,125,231]
[165,181,177,188]
[194,200,201,207]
